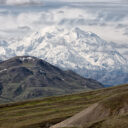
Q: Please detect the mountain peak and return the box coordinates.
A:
[0,27,127,85]
[72,27,94,38]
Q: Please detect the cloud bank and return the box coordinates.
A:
[0,0,43,5]
[0,0,127,6]
[0,1,127,58]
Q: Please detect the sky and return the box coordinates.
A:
[0,0,128,58]
[1,0,128,4]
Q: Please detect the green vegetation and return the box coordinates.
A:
[86,113,128,128]
[0,84,127,128]
[101,92,128,115]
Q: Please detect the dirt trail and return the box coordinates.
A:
[50,103,107,128]
[50,91,128,128]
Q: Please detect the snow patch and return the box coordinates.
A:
[0,69,7,73]
[19,57,35,62]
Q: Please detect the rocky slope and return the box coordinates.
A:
[0,56,103,103]
[0,27,128,85]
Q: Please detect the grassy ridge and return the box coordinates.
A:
[85,113,128,128]
[0,84,127,128]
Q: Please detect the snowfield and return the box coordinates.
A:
[0,27,128,85]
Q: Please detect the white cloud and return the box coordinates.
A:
[43,0,125,2]
[0,0,126,5]
[0,0,43,5]
[0,1,128,59]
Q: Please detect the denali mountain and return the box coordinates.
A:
[0,27,128,85]
[0,56,103,103]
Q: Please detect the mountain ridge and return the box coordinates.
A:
[0,56,103,103]
[0,27,128,85]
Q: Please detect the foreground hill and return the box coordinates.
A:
[0,84,127,128]
[0,56,103,103]
[51,90,128,128]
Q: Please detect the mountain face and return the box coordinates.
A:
[0,56,103,103]
[0,27,128,85]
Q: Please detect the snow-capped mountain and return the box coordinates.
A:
[0,27,128,85]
